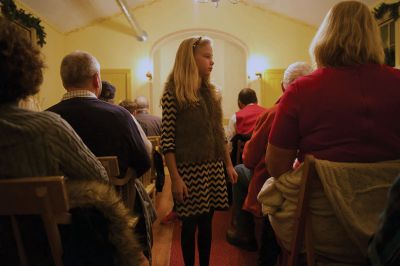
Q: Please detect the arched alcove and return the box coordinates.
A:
[150,29,248,120]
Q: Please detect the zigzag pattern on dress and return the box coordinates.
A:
[161,91,176,153]
[178,163,225,177]
[177,197,228,217]
[159,91,228,217]
[176,160,229,217]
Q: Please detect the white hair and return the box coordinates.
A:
[135,96,149,109]
[282,62,313,89]
[60,50,100,88]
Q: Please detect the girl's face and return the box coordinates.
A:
[194,43,214,78]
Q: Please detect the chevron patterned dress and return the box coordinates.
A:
[161,91,229,217]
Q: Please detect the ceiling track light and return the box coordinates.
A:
[115,0,148,41]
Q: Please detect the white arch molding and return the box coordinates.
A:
[150,28,248,119]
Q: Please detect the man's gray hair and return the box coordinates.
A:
[135,96,149,109]
[282,62,313,89]
[60,51,100,88]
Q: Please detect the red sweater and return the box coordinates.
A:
[270,64,400,163]
[236,104,266,135]
[242,105,277,216]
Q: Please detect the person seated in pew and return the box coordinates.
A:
[134,96,162,137]
[0,17,144,265]
[226,88,265,143]
[0,20,108,184]
[119,98,138,115]
[262,1,400,263]
[51,62,153,263]
[47,51,150,178]
[98,81,153,157]
[118,96,177,225]
[226,88,265,156]
[226,62,312,261]
[117,98,153,157]
[99,80,116,103]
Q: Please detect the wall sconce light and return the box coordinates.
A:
[146,71,153,81]
[248,54,268,80]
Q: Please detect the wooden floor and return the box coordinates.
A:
[150,172,261,266]
[152,172,175,266]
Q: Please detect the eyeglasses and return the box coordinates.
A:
[192,37,202,49]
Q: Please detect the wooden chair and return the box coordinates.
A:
[230,134,251,166]
[147,135,162,180]
[287,155,317,266]
[98,155,157,207]
[0,176,70,266]
[285,155,398,266]
[147,135,161,148]
[97,156,137,210]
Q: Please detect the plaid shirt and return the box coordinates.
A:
[61,90,97,101]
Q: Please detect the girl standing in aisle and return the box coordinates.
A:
[161,36,237,266]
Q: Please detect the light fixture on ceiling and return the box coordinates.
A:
[197,0,240,8]
[115,0,148,42]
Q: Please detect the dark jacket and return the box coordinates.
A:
[48,97,150,177]
[135,112,162,136]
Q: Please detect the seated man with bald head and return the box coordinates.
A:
[47,51,150,178]
[134,96,162,136]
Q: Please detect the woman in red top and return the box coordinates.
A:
[266,1,400,178]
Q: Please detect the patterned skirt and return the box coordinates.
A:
[175,159,229,217]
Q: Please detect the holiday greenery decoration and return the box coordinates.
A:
[373,1,400,22]
[0,0,46,46]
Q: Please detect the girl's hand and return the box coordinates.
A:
[139,252,149,266]
[171,175,189,202]
[226,165,238,184]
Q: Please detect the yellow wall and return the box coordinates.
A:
[63,0,316,104]
[16,1,66,109]
[39,24,65,109]
[16,0,316,108]
[262,69,285,107]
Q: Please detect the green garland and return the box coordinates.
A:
[373,1,400,22]
[0,0,46,46]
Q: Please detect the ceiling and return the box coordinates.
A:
[18,0,378,33]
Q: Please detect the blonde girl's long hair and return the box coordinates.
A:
[309,1,384,68]
[164,36,218,108]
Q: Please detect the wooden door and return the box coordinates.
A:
[261,69,285,108]
[100,69,131,104]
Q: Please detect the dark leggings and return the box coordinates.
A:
[181,211,214,266]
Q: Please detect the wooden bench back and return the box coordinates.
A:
[0,176,69,266]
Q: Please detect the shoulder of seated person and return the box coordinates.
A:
[41,110,64,122]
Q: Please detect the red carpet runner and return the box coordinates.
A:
[169,210,258,266]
